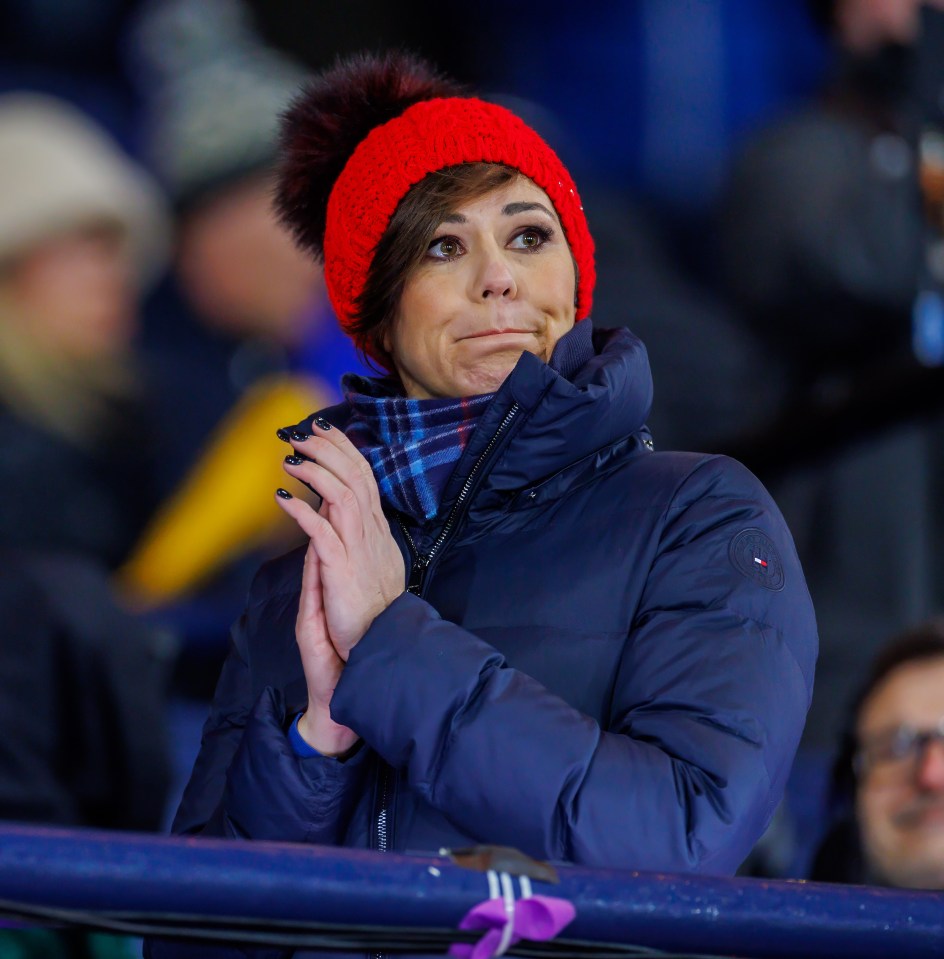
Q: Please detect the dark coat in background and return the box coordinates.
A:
[149,327,817,957]
[0,391,160,571]
[0,551,173,830]
[718,45,944,751]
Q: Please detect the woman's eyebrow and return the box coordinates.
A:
[437,202,556,226]
[503,201,556,219]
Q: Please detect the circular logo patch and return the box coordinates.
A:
[729,528,785,591]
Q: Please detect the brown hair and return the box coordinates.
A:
[350,162,519,371]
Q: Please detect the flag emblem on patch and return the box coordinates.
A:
[729,528,785,590]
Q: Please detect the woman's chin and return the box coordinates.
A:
[409,342,546,398]
[455,352,528,397]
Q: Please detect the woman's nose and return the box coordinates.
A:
[475,246,517,301]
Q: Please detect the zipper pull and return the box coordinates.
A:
[407,554,429,595]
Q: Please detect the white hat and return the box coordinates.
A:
[0,93,170,286]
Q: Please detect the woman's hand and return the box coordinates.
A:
[276,418,405,662]
[292,543,360,757]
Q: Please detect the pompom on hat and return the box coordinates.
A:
[276,53,595,357]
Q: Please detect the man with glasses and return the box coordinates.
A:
[812,621,944,888]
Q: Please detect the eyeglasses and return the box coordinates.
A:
[854,717,944,780]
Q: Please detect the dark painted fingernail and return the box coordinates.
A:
[314,416,332,431]
[276,488,293,500]
[290,429,309,442]
[276,427,292,442]
[284,455,304,466]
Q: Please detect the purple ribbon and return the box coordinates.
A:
[449,892,576,959]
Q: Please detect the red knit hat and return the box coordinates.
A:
[323,96,595,341]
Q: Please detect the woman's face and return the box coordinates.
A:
[385,176,577,399]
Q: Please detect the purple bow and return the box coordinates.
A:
[449,892,575,959]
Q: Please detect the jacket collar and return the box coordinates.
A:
[298,324,653,522]
[478,325,652,497]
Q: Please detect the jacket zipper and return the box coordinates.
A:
[370,402,519,959]
[401,402,520,595]
[371,766,392,959]
[374,768,391,853]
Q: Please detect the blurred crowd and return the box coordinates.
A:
[2,0,944,927]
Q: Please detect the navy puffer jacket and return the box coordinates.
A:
[166,326,816,906]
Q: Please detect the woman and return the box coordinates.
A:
[167,52,817,890]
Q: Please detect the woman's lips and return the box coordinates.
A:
[462,328,535,339]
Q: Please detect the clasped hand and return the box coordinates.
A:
[276,418,405,755]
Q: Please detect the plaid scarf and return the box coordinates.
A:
[342,320,595,524]
[343,378,494,523]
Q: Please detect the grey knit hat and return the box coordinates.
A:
[0,93,170,286]
[129,0,307,211]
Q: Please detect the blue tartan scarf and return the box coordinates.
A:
[342,320,594,524]
[343,382,494,523]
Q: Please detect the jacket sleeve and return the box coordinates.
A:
[329,455,817,874]
[146,570,372,959]
[170,570,370,845]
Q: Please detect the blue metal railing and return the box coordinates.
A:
[0,822,941,957]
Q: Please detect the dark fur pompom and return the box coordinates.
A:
[274,50,464,258]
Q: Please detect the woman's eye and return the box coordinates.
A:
[511,227,552,250]
[428,237,461,259]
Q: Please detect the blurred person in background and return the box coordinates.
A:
[721,0,943,385]
[116,0,366,637]
[0,92,168,567]
[811,620,944,888]
[0,92,174,959]
[718,0,944,756]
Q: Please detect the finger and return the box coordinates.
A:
[297,546,341,664]
[282,459,364,548]
[281,454,325,510]
[295,545,344,707]
[275,489,346,567]
[297,541,325,629]
[310,416,363,464]
[308,416,383,512]
[288,431,382,518]
[286,420,360,467]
